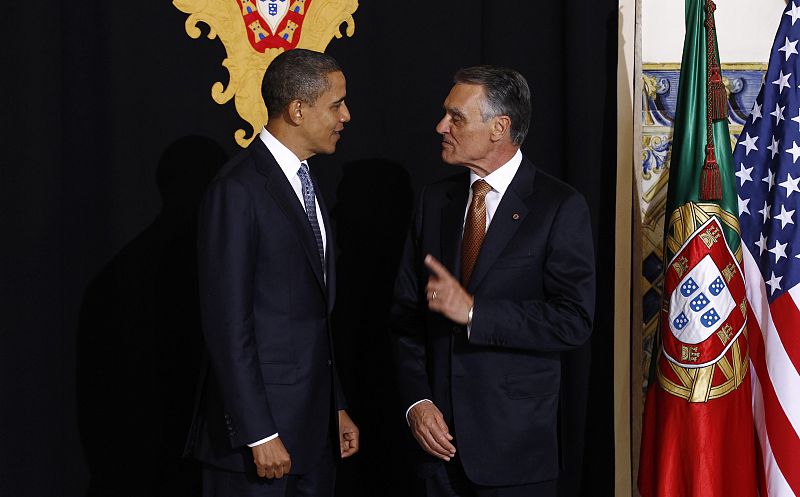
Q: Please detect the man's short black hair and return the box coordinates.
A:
[262,49,341,117]
[454,65,531,146]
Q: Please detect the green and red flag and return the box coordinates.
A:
[637,1,760,495]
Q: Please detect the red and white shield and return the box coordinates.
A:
[236,0,312,52]
[661,216,747,367]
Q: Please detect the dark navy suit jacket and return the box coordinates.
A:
[186,137,346,474]
[391,156,595,486]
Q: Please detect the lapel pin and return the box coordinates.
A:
[512,213,520,220]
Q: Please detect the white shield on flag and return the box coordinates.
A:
[668,254,736,344]
[257,0,290,33]
[661,216,747,368]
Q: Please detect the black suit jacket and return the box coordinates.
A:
[391,156,595,486]
[186,137,346,474]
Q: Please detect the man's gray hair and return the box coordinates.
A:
[454,65,531,146]
[263,49,341,117]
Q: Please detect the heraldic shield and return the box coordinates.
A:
[657,202,750,403]
[173,0,358,147]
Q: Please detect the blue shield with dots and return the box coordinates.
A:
[709,276,725,296]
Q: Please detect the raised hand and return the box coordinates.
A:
[425,254,473,325]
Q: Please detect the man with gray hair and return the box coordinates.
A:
[187,48,358,497]
[391,65,595,496]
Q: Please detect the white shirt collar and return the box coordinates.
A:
[469,148,523,194]
[259,128,305,178]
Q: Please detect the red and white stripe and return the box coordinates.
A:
[743,247,800,497]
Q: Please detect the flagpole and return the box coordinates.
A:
[627,0,645,494]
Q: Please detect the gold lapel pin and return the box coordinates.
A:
[512,213,520,220]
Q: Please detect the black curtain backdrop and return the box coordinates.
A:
[2,1,617,496]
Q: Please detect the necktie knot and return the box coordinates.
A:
[298,161,310,177]
[472,179,492,197]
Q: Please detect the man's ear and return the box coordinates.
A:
[287,99,304,125]
[490,115,511,143]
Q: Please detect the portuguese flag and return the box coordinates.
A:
[637,1,759,496]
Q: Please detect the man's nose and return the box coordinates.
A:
[340,103,351,123]
[435,117,448,134]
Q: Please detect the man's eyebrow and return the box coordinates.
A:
[446,106,464,118]
[332,96,346,104]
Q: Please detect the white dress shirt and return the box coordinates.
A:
[406,149,523,422]
[463,149,522,230]
[260,128,327,256]
[248,128,329,447]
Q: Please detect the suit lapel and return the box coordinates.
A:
[466,158,535,293]
[250,140,327,294]
[441,176,470,277]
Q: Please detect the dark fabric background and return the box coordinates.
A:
[1,1,617,496]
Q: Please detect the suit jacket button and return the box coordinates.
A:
[327,359,332,366]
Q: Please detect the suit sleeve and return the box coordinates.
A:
[468,191,595,352]
[389,189,435,412]
[198,177,277,447]
[333,364,348,411]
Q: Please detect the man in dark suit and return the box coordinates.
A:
[187,49,359,497]
[391,66,595,497]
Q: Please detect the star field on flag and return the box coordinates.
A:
[733,2,800,495]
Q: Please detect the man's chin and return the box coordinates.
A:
[440,152,458,165]
[318,143,337,155]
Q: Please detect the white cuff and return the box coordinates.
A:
[466,305,474,339]
[405,399,433,426]
[247,432,279,447]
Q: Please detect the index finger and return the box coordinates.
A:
[424,254,453,280]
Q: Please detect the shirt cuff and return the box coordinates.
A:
[247,432,279,447]
[466,305,474,339]
[405,399,433,426]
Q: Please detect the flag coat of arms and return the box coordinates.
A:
[638,1,759,496]
[733,2,800,495]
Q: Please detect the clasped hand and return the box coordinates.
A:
[252,437,291,479]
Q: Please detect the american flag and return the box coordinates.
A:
[733,3,800,495]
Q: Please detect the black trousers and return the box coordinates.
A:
[202,443,336,497]
[425,455,556,497]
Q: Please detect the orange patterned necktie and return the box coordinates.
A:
[461,179,492,286]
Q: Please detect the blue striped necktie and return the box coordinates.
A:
[297,162,325,266]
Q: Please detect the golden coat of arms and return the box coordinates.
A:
[174,0,359,147]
